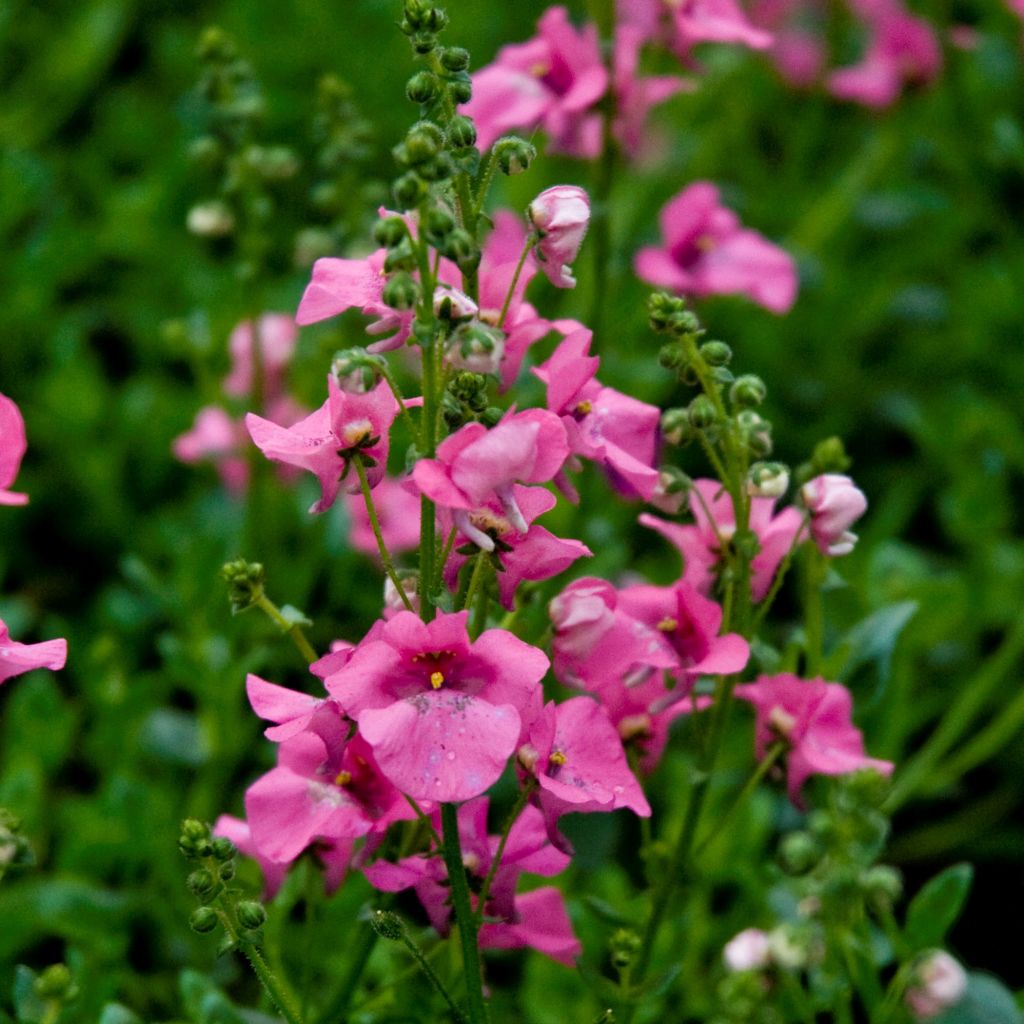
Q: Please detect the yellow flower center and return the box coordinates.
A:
[657,617,678,632]
[430,671,445,690]
[334,770,352,786]
[549,750,567,767]
[575,399,593,415]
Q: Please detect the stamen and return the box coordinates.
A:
[548,750,567,766]
[575,399,593,415]
[430,671,445,690]
[334,770,352,786]
[657,617,678,632]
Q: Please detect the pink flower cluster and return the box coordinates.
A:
[0,391,68,688]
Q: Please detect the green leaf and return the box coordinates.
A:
[277,604,313,629]
[831,600,918,703]
[905,863,973,950]
[932,972,1023,1024]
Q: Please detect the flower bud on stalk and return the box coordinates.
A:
[494,136,535,175]
[801,474,867,557]
[747,461,789,498]
[905,951,967,1020]
[528,185,590,288]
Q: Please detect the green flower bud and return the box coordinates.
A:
[494,136,536,175]
[190,907,219,934]
[481,406,503,427]
[372,215,407,251]
[383,238,417,273]
[863,865,902,911]
[218,859,236,881]
[660,408,692,446]
[406,71,438,105]
[688,395,717,431]
[667,308,701,337]
[441,46,471,72]
[417,152,456,182]
[778,831,820,875]
[371,909,405,940]
[730,374,767,409]
[737,410,772,458]
[609,929,641,972]
[187,868,218,900]
[700,340,732,366]
[447,78,472,104]
[811,435,852,475]
[220,560,265,614]
[449,371,490,410]
[447,115,477,149]
[807,810,836,844]
[410,30,436,54]
[34,965,74,1000]
[424,207,456,245]
[747,461,789,499]
[405,121,444,162]
[647,291,688,332]
[441,227,480,271]
[657,343,688,373]
[332,347,385,394]
[237,901,267,930]
[425,8,448,31]
[382,271,421,311]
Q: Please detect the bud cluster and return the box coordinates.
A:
[221,559,266,614]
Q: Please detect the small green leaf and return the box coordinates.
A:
[278,605,312,629]
[905,863,973,950]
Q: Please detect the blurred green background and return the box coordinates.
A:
[1,0,1023,1019]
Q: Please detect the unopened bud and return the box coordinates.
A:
[730,374,766,409]
[647,291,687,333]
[374,215,409,248]
[650,467,691,514]
[424,207,456,244]
[187,201,234,238]
[737,410,772,457]
[660,408,691,446]
[406,71,438,104]
[371,909,405,940]
[447,323,505,375]
[906,951,967,1020]
[404,121,444,163]
[747,461,789,498]
[862,865,902,911]
[688,395,717,431]
[417,152,456,182]
[187,868,218,900]
[441,46,470,71]
[447,78,472,104]
[237,901,267,930]
[494,136,536,175]
[332,347,385,393]
[382,272,421,311]
[35,965,74,1000]
[723,928,771,972]
[700,340,732,366]
[448,115,477,149]
[658,343,688,373]
[190,907,219,934]
[778,831,819,875]
[220,560,266,614]
[393,172,427,209]
[441,227,480,271]
[811,436,852,475]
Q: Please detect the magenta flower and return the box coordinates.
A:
[801,473,867,557]
[345,476,422,559]
[828,1,941,108]
[0,617,67,686]
[463,6,608,156]
[322,611,548,802]
[518,696,651,849]
[640,478,803,600]
[442,484,591,610]
[635,182,798,314]
[173,406,250,495]
[734,673,894,803]
[412,409,569,545]
[618,0,773,55]
[364,797,580,964]
[0,392,29,506]
[245,728,414,864]
[223,314,299,400]
[246,376,398,514]
[613,25,691,156]
[534,329,661,501]
[528,185,591,288]
[246,673,342,743]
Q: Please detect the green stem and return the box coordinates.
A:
[440,803,489,1024]
[752,520,810,634]
[239,942,305,1024]
[403,793,443,849]
[380,364,420,444]
[472,151,496,218]
[315,919,380,1024]
[255,594,318,665]
[476,781,535,924]
[497,237,535,329]
[355,456,415,612]
[396,923,469,1024]
[803,546,826,676]
[461,551,489,614]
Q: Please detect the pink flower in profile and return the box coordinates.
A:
[246,376,398,513]
[0,392,29,506]
[443,485,591,610]
[364,797,580,964]
[345,477,421,559]
[529,185,591,288]
[245,729,414,865]
[618,0,773,55]
[828,1,941,108]
[246,673,341,743]
[635,182,798,314]
[463,6,609,156]
[296,248,413,353]
[413,409,569,547]
[734,673,894,803]
[613,25,691,156]
[640,477,803,600]
[801,473,867,556]
[173,406,250,495]
[223,314,299,400]
[322,611,547,802]
[0,617,67,686]
[518,697,650,849]
[534,329,661,501]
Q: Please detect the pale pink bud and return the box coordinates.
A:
[384,574,419,617]
[433,285,479,321]
[905,951,967,1020]
[528,185,590,288]
[723,928,771,972]
[800,473,867,557]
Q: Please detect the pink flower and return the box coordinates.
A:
[0,617,67,686]
[443,485,591,610]
[296,248,412,353]
[322,611,548,802]
[518,697,650,849]
[364,797,580,964]
[613,25,691,156]
[223,314,299,400]
[246,673,340,743]
[245,728,414,865]
[412,409,569,547]
[618,0,773,55]
[345,477,422,558]
[734,673,894,803]
[723,928,772,971]
[534,329,661,501]
[828,2,941,108]
[640,478,803,601]
[173,406,250,494]
[801,473,867,556]
[462,6,609,156]
[245,376,398,514]
[528,185,591,289]
[635,182,798,314]
[905,951,968,1020]
[0,392,29,506]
